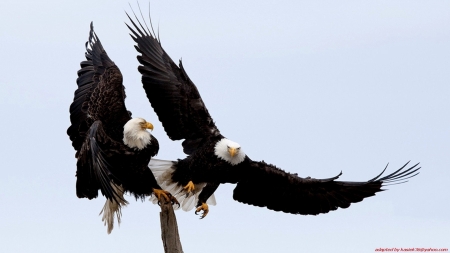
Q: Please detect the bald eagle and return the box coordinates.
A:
[126,15,420,218]
[67,23,177,233]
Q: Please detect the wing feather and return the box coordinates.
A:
[76,121,127,204]
[233,161,420,215]
[126,13,221,154]
[67,22,129,154]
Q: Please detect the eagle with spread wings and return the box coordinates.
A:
[67,22,178,233]
[126,13,420,219]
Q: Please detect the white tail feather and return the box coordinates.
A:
[99,184,128,234]
[148,159,216,211]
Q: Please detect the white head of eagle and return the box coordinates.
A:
[214,138,246,165]
[123,118,153,150]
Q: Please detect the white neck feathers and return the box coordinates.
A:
[123,118,152,150]
[214,138,245,165]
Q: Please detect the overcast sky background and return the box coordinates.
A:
[0,1,448,252]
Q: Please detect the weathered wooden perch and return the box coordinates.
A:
[159,199,184,253]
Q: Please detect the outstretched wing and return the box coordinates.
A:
[67,22,130,156]
[233,161,420,215]
[69,23,136,205]
[126,13,221,154]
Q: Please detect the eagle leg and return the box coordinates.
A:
[195,202,209,219]
[152,188,180,207]
[183,181,195,193]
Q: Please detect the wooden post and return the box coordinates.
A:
[159,200,184,253]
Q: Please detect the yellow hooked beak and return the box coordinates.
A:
[145,122,154,130]
[228,147,237,157]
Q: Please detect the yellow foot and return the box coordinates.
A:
[195,202,209,219]
[183,181,195,193]
[152,188,179,207]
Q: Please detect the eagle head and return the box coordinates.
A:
[214,138,246,165]
[123,117,153,150]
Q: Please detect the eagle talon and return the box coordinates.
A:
[172,196,181,208]
[195,202,209,219]
[183,181,195,193]
[153,188,179,206]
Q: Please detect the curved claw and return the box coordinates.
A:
[183,181,195,193]
[195,202,209,219]
[152,188,180,207]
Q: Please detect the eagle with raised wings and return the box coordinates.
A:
[67,23,178,233]
[126,14,420,218]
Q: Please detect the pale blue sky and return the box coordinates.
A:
[0,1,448,252]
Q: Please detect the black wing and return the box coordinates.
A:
[233,161,420,215]
[67,22,130,156]
[76,121,127,204]
[69,23,137,204]
[126,13,221,154]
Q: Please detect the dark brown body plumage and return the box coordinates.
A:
[67,23,160,204]
[127,14,420,216]
[173,137,251,186]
